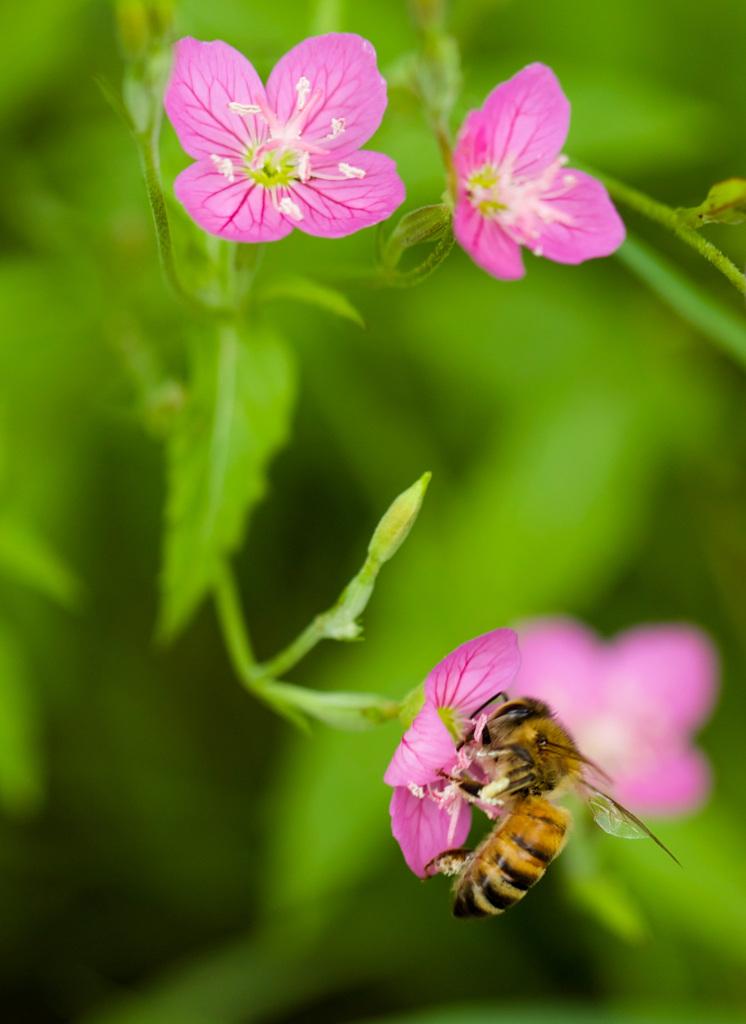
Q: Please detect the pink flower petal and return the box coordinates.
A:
[291,150,405,238]
[523,169,626,263]
[425,628,522,718]
[607,624,719,732]
[165,38,267,160]
[390,784,472,877]
[266,33,388,159]
[515,617,606,725]
[384,702,457,788]
[466,63,570,179]
[173,161,293,243]
[453,200,525,280]
[613,746,713,817]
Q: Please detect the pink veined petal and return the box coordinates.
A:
[524,169,626,263]
[389,784,472,878]
[290,150,405,238]
[174,161,293,243]
[477,63,570,178]
[266,33,388,159]
[612,746,713,817]
[165,37,267,160]
[453,199,525,280]
[606,624,719,732]
[453,108,492,183]
[515,617,607,727]
[424,628,522,719]
[383,702,457,788]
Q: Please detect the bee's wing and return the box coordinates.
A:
[583,787,681,866]
[544,741,612,784]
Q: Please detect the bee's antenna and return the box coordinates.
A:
[472,690,510,717]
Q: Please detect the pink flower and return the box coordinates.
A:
[164,34,405,242]
[452,63,625,280]
[384,629,521,877]
[514,617,719,816]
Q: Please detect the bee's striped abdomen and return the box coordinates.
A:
[453,797,571,918]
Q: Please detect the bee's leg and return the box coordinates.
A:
[426,848,475,877]
[479,773,536,803]
[436,770,483,798]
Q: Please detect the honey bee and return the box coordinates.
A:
[427,695,678,918]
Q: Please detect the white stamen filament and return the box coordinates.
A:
[339,163,366,179]
[295,76,311,110]
[326,117,346,139]
[210,154,235,183]
[279,196,303,221]
[228,101,261,116]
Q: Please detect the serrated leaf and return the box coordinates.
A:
[158,323,295,640]
[0,621,43,815]
[677,178,746,228]
[0,515,82,609]
[258,275,365,328]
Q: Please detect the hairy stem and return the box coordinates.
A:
[595,171,746,295]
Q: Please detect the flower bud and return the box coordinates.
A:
[116,0,149,58]
[368,472,431,566]
[115,0,174,59]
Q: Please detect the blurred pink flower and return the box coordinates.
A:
[164,34,405,242]
[514,618,719,816]
[452,63,625,280]
[384,629,521,877]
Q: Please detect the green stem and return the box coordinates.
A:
[135,130,229,315]
[213,559,256,687]
[594,170,746,295]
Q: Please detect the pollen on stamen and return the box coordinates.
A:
[406,782,425,799]
[279,196,303,221]
[295,77,311,110]
[326,117,346,139]
[210,154,235,183]
[563,175,577,186]
[228,101,261,116]
[339,163,366,179]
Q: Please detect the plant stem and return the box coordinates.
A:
[593,170,746,295]
[213,559,256,688]
[135,131,230,315]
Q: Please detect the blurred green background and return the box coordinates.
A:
[2,0,746,1021]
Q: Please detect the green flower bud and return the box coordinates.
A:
[368,472,431,566]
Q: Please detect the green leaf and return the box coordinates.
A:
[677,178,746,228]
[0,621,43,815]
[615,235,746,368]
[0,515,82,608]
[158,323,295,640]
[258,275,365,328]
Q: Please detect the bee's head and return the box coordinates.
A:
[478,697,554,745]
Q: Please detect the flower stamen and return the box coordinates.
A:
[339,163,366,179]
[210,154,236,182]
[279,196,303,220]
[228,101,262,116]
[295,76,311,110]
[326,117,346,139]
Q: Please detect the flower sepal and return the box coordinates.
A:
[378,205,451,271]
